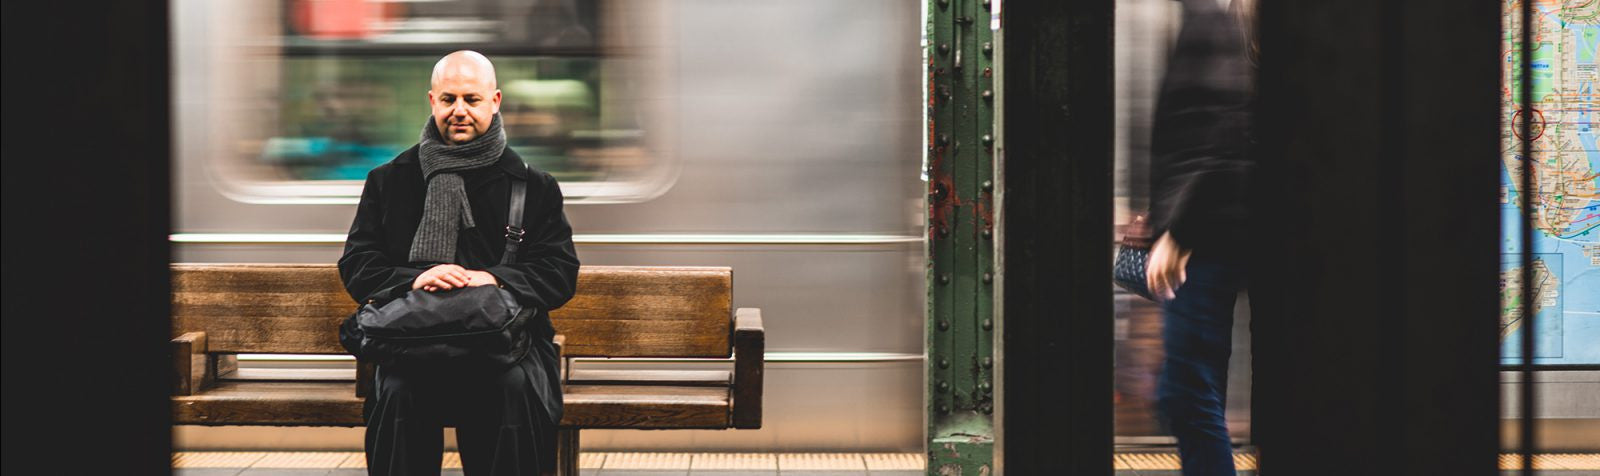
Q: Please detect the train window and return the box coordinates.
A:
[180,0,675,204]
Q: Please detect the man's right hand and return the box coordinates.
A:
[414,264,471,292]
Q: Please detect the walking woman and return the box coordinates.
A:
[1145,0,1257,474]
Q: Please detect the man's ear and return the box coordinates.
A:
[427,90,436,105]
[491,89,502,114]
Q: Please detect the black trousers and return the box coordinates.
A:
[364,357,558,475]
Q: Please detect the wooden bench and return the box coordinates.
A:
[170,264,764,476]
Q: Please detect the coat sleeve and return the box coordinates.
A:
[1150,142,1253,247]
[338,167,425,304]
[486,172,581,311]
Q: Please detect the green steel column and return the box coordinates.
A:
[927,0,996,472]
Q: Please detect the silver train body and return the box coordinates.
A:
[173,0,925,452]
[170,0,1597,452]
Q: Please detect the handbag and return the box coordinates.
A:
[339,166,534,369]
[1113,215,1156,302]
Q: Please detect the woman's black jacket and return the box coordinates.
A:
[1149,0,1255,255]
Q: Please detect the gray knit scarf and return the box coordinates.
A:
[409,113,506,264]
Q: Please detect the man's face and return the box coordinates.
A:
[428,67,501,144]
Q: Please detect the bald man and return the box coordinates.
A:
[339,50,579,475]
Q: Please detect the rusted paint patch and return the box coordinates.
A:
[974,188,993,237]
[930,175,964,246]
[949,432,992,443]
[932,440,994,476]
[927,53,949,255]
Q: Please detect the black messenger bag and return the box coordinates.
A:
[339,166,535,369]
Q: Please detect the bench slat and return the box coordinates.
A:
[175,293,355,317]
[173,381,364,426]
[566,370,731,387]
[173,265,354,354]
[215,369,735,386]
[223,368,358,381]
[556,319,731,358]
[175,381,735,429]
[562,385,730,429]
[171,264,734,357]
[553,266,731,358]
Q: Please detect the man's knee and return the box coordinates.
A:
[482,363,534,398]
[374,366,430,401]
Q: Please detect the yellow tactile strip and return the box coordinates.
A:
[777,453,869,471]
[173,451,1600,471]
[690,453,780,470]
[441,451,464,469]
[1113,452,1178,470]
[337,453,367,469]
[578,451,607,469]
[172,452,265,468]
[1234,452,1259,470]
[1111,452,1254,470]
[1500,453,1600,470]
[602,452,693,470]
[253,452,354,468]
[863,453,925,470]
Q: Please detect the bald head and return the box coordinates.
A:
[428,50,502,144]
[431,50,498,90]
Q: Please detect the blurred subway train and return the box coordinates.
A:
[172,0,928,452]
[166,0,1600,454]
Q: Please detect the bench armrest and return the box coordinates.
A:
[553,334,569,385]
[732,308,765,429]
[171,332,209,396]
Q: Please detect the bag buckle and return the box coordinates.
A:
[505,225,526,243]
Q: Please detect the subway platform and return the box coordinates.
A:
[170,451,1600,475]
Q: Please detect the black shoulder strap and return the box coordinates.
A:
[501,164,530,265]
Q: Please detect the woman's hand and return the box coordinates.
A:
[1146,231,1193,301]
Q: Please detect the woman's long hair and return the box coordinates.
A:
[1229,0,1260,69]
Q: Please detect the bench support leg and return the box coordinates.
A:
[355,362,375,399]
[555,428,579,476]
[171,332,210,396]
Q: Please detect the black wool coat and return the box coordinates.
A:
[1149,0,1255,256]
[338,144,580,324]
[338,144,579,425]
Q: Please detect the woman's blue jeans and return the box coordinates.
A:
[1157,251,1245,476]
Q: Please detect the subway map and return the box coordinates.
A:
[1501,0,1600,365]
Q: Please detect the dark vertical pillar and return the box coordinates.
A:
[2,1,172,474]
[999,0,1114,473]
[1251,0,1500,474]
